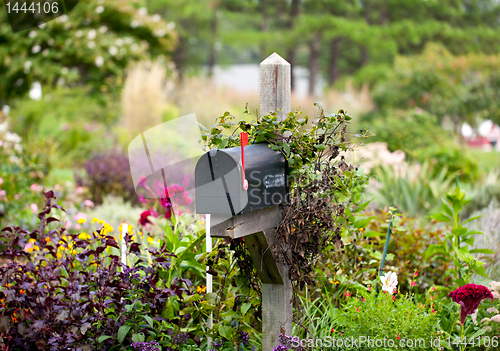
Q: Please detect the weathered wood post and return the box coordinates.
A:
[196,52,294,351]
[258,52,293,350]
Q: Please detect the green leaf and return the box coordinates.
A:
[117,325,131,344]
[219,325,233,340]
[441,201,454,217]
[282,142,290,157]
[131,333,145,343]
[98,335,112,344]
[143,315,154,329]
[469,249,495,254]
[461,215,481,225]
[241,303,251,315]
[353,217,376,229]
[431,213,451,223]
[314,144,326,150]
[270,144,282,151]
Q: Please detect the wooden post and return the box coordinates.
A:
[259,52,293,350]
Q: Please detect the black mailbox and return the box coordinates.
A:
[195,143,288,216]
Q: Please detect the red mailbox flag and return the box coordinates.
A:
[241,132,249,191]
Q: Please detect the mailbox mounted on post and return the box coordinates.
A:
[195,143,288,216]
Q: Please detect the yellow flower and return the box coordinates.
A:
[26,247,33,253]
[29,238,36,244]
[132,235,137,241]
[139,231,144,237]
[196,285,207,293]
[77,218,86,224]
[147,237,154,244]
[45,237,50,242]
[57,252,62,259]
[33,245,40,250]
[91,218,99,223]
[98,220,105,225]
[78,232,91,240]
[128,224,133,233]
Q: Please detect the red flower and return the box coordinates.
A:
[330,327,334,333]
[345,291,351,298]
[139,211,153,226]
[397,333,401,340]
[449,284,494,324]
[410,281,417,287]
[414,269,419,277]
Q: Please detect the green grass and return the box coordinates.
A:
[45,167,75,187]
[467,148,500,173]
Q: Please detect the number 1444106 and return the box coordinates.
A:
[6,1,59,14]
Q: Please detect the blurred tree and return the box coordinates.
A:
[0,0,176,104]
[372,43,500,132]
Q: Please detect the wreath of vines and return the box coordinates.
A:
[202,103,372,319]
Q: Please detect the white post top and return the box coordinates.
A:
[260,52,292,122]
[260,52,290,67]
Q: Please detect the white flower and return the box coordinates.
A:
[471,309,479,325]
[492,314,500,323]
[481,318,491,324]
[95,56,104,67]
[5,132,21,144]
[23,61,32,74]
[124,37,132,45]
[99,25,107,33]
[380,272,398,294]
[75,30,83,38]
[0,122,8,132]
[58,15,68,22]
[490,281,500,291]
[138,7,147,16]
[48,38,54,46]
[28,30,37,38]
[108,46,118,56]
[2,106,10,115]
[130,43,139,51]
[152,14,161,22]
[87,41,95,49]
[61,67,68,74]
[13,144,22,152]
[38,22,46,29]
[131,20,140,28]
[32,45,41,54]
[42,49,49,56]
[87,29,96,40]
[487,307,499,314]
[155,29,167,37]
[166,22,175,31]
[95,5,105,14]
[115,38,124,46]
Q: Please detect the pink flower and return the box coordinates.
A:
[30,183,40,191]
[367,286,371,292]
[74,212,86,222]
[356,307,360,312]
[30,203,38,214]
[84,199,94,208]
[431,309,436,314]
[397,333,401,340]
[410,281,416,287]
[65,220,72,229]
[139,211,153,226]
[414,269,419,277]
[0,177,3,185]
[362,297,366,302]
[449,284,494,324]
[345,291,351,298]
[76,187,84,194]
[330,327,334,333]
[392,295,396,301]
[433,286,437,291]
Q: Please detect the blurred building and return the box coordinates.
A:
[462,120,500,151]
